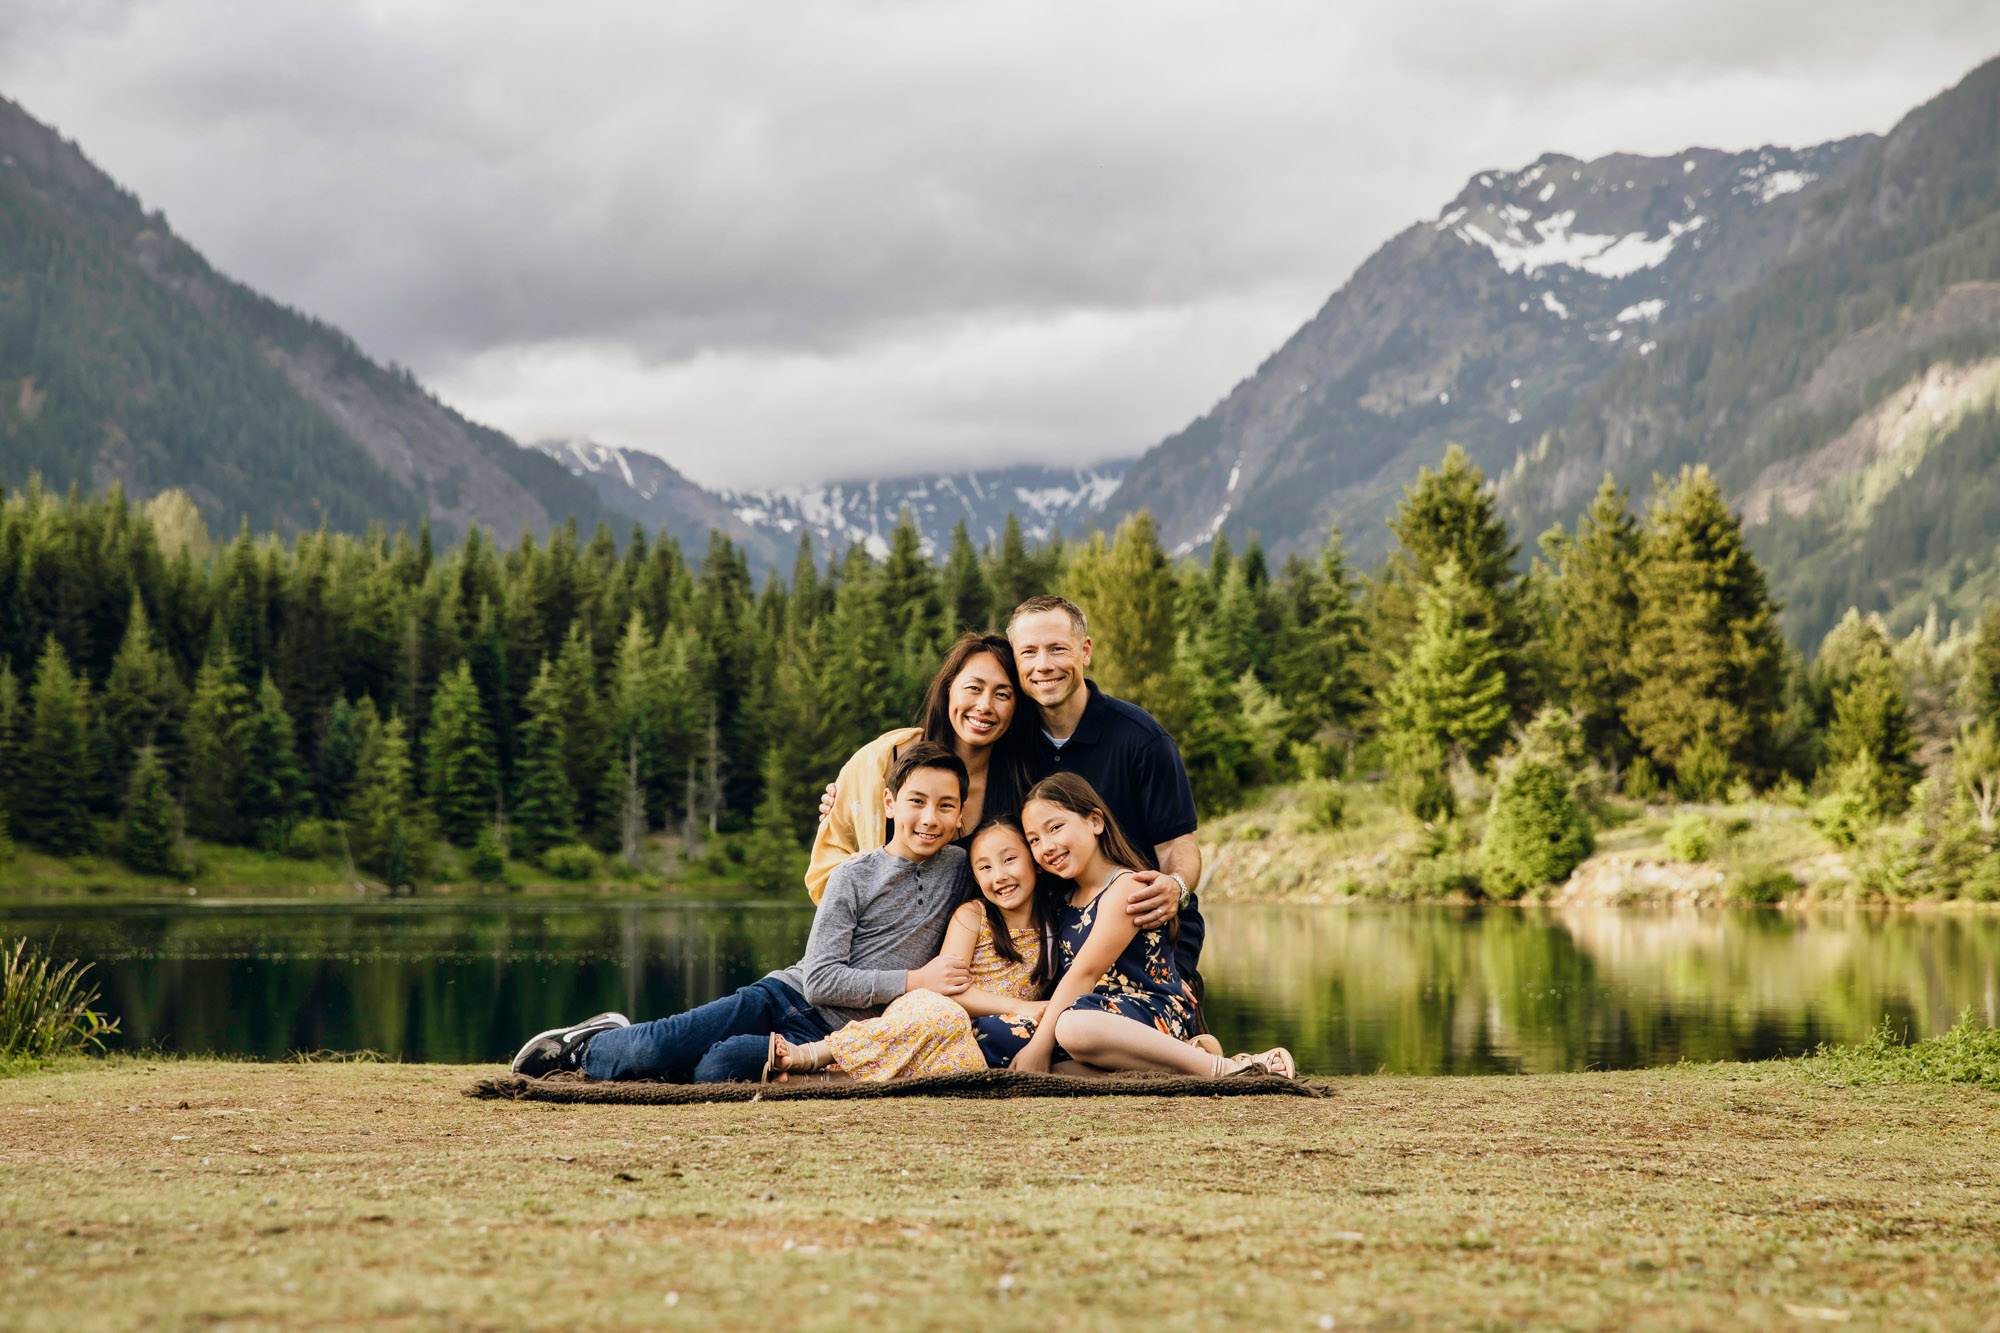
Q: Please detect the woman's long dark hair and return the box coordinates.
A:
[966,816,1063,994]
[914,631,1035,822]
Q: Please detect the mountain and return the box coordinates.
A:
[535,437,1127,562]
[0,93,612,542]
[1098,131,1877,566]
[1501,55,2000,645]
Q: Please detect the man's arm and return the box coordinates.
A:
[1126,834,1201,930]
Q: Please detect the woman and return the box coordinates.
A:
[805,631,1037,902]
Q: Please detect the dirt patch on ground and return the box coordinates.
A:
[3,1059,1997,1329]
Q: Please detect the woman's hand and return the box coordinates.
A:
[1010,1040,1053,1075]
[817,781,839,825]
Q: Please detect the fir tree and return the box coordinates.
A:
[1273,525,1368,757]
[1824,632,1919,816]
[1073,513,1177,711]
[120,744,184,876]
[315,697,362,818]
[1961,605,2000,726]
[743,744,805,889]
[989,512,1040,625]
[512,661,577,854]
[1622,466,1786,783]
[1481,759,1594,899]
[548,625,609,838]
[943,519,992,633]
[1381,559,1510,804]
[424,661,499,847]
[18,637,95,854]
[98,594,181,799]
[182,650,251,843]
[0,663,23,831]
[347,706,424,882]
[1545,475,1641,762]
[238,673,310,850]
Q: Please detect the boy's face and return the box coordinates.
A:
[883,766,964,859]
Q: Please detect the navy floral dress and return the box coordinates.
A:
[1056,871,1197,1040]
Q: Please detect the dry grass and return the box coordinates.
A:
[3,1060,1998,1330]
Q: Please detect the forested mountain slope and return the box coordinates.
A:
[0,94,612,542]
[1501,56,2000,646]
[1098,126,1874,566]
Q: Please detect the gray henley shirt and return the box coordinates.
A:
[770,844,969,1029]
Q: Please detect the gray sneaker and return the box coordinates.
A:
[509,1012,631,1078]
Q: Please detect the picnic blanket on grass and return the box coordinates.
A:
[465,1068,1328,1103]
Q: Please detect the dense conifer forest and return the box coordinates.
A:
[2,446,1997,897]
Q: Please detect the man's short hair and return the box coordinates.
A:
[1008,594,1087,638]
[886,740,969,800]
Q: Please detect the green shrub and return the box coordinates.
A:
[1810,790,1872,849]
[1623,755,1660,803]
[1663,812,1714,862]
[540,843,601,882]
[1730,866,1798,904]
[1480,760,1594,899]
[1675,736,1735,803]
[1793,1010,2000,1090]
[470,826,506,882]
[1,938,118,1060]
[1298,779,1346,832]
[1409,851,1484,899]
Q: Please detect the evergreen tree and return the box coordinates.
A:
[1824,629,1919,816]
[98,594,181,799]
[347,706,424,883]
[743,744,805,889]
[1961,605,2000,726]
[1273,525,1368,758]
[120,744,184,876]
[18,637,95,854]
[989,512,1040,625]
[1623,466,1786,783]
[0,664,23,832]
[1545,475,1641,762]
[1072,513,1177,711]
[943,519,991,633]
[1381,560,1510,809]
[182,650,251,843]
[424,661,499,847]
[1481,759,1594,899]
[512,661,577,854]
[315,697,362,818]
[238,673,309,850]
[548,625,609,838]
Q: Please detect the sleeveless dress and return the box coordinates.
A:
[824,913,1043,1080]
[1055,873,1197,1039]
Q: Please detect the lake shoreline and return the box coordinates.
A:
[4,1056,1994,1329]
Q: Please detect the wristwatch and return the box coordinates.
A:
[1168,872,1191,911]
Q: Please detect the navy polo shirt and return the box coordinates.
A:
[1030,680,1206,981]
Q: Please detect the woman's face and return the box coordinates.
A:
[970,825,1036,913]
[947,652,1016,750]
[1021,797,1103,881]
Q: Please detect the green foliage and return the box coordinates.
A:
[1543,476,1641,761]
[1381,559,1510,807]
[346,704,425,884]
[539,843,601,882]
[1964,606,2000,726]
[1810,776,1874,849]
[1820,622,1919,816]
[238,673,309,851]
[181,651,250,843]
[1298,778,1346,832]
[424,661,499,848]
[1480,760,1594,899]
[1066,512,1178,711]
[743,745,806,889]
[1623,754,1661,803]
[1674,734,1736,804]
[511,663,577,855]
[98,595,181,801]
[1953,719,2000,832]
[18,637,94,855]
[1663,812,1715,862]
[1623,467,1786,783]
[119,745,185,876]
[0,938,118,1059]
[1729,865,1799,905]
[468,824,506,882]
[1793,1010,2000,1091]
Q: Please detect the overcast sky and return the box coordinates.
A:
[3,1,1996,490]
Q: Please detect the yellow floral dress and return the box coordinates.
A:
[824,914,1042,1080]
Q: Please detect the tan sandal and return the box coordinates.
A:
[1223,1047,1296,1079]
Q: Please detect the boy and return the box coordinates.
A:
[510,742,974,1083]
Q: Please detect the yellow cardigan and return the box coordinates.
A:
[804,726,923,903]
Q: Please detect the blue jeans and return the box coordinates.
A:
[579,976,835,1083]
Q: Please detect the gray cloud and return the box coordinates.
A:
[3,0,1996,486]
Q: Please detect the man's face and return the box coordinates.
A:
[1009,610,1091,711]
[883,766,963,857]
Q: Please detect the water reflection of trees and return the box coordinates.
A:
[1200,905,2000,1076]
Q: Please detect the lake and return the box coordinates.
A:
[5,896,1996,1075]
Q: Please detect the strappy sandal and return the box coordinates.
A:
[761,1033,787,1084]
[1223,1047,1297,1079]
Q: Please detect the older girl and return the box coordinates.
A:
[1012,773,1293,1079]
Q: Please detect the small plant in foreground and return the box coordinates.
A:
[1793,1009,2000,1090]
[1663,812,1714,862]
[0,938,119,1060]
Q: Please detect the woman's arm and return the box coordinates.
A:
[1011,884,1140,1073]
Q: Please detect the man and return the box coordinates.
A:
[1006,595,1206,983]
[513,744,974,1083]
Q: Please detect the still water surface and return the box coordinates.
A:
[5,897,1997,1075]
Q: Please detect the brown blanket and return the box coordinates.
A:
[465,1068,1328,1103]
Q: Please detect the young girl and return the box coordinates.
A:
[1010,773,1294,1080]
[768,819,1056,1080]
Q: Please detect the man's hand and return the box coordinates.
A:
[907,954,970,996]
[817,782,838,825]
[1123,869,1180,931]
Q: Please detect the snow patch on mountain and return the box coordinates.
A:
[1455,208,1706,279]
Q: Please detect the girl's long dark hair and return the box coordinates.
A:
[914,632,1035,821]
[967,816,1062,993]
[1022,772,1150,875]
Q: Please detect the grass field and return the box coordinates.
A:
[3,1059,1997,1330]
